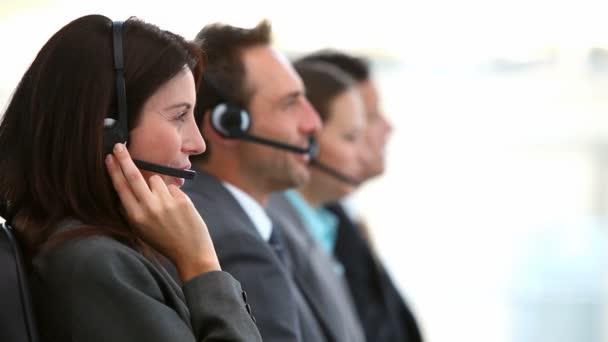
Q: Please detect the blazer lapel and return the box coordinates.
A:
[267,193,340,342]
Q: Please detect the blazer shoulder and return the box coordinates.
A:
[34,234,161,295]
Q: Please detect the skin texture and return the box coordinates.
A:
[199,45,321,205]
[357,80,392,180]
[128,68,205,187]
[299,88,367,207]
[106,68,219,282]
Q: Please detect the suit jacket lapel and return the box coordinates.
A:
[267,193,340,342]
[184,170,258,235]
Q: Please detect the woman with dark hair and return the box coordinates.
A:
[0,14,261,341]
[287,61,366,221]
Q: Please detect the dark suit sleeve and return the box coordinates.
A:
[212,229,302,342]
[184,271,261,341]
[185,183,305,342]
[70,244,261,342]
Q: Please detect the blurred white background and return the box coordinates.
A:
[2,1,608,341]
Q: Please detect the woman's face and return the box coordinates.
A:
[358,80,392,179]
[313,87,366,201]
[128,68,205,187]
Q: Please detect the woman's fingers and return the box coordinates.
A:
[167,184,188,201]
[149,174,174,202]
[105,153,140,215]
[110,143,152,202]
[106,143,220,277]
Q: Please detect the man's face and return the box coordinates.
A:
[238,45,321,192]
[358,79,392,180]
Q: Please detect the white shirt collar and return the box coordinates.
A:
[222,182,273,241]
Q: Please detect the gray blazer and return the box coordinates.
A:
[267,192,366,342]
[31,225,262,342]
[182,170,327,342]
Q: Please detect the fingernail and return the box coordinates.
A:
[114,143,124,153]
[105,154,112,165]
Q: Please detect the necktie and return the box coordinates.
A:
[268,222,287,265]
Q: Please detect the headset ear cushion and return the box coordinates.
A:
[103,127,124,155]
[103,117,126,155]
[211,103,251,137]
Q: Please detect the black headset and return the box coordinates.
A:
[203,72,361,186]
[204,75,252,139]
[103,21,196,180]
[210,102,251,138]
[203,74,318,155]
[103,21,128,156]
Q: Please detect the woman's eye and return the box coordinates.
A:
[283,98,297,110]
[175,111,187,122]
[343,132,358,142]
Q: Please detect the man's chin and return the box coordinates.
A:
[293,167,311,186]
[278,170,310,191]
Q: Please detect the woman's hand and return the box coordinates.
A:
[105,143,220,281]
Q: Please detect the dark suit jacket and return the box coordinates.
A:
[267,192,366,342]
[182,170,326,342]
[327,203,424,342]
[31,224,261,342]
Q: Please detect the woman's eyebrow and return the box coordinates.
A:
[162,102,192,111]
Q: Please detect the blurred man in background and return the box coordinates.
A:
[184,21,326,341]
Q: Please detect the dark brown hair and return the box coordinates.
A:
[293,61,355,123]
[0,14,204,257]
[295,49,370,83]
[191,20,272,162]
